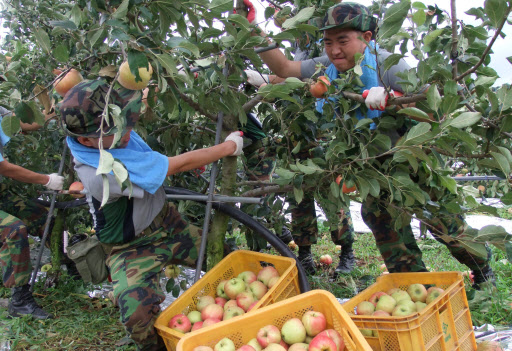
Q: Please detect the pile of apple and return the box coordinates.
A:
[355,284,444,318]
[168,266,281,333]
[192,310,346,351]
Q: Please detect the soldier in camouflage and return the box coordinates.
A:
[246,2,495,289]
[60,79,244,351]
[0,106,64,320]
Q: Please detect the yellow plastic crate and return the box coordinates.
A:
[155,250,300,351]
[176,290,373,351]
[342,272,476,351]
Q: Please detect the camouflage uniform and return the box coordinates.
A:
[0,173,48,289]
[316,2,493,283]
[60,80,203,350]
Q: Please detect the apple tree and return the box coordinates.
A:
[0,0,511,277]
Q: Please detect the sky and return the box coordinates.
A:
[250,0,512,85]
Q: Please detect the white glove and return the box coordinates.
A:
[45,173,64,191]
[363,87,389,111]
[245,70,269,87]
[225,131,244,156]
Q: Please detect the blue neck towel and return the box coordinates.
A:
[67,131,169,194]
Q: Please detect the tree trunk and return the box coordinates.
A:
[50,210,64,272]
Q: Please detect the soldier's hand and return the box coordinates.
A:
[363,87,388,111]
[44,173,64,191]
[225,131,244,156]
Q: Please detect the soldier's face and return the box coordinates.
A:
[323,28,372,72]
[78,128,132,149]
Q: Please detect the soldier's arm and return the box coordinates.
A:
[0,160,50,185]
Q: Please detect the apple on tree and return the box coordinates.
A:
[54,68,84,97]
[117,60,153,90]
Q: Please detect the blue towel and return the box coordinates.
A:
[0,116,11,147]
[316,42,383,127]
[67,131,169,194]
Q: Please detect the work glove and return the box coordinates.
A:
[45,173,64,191]
[225,131,244,156]
[234,0,257,24]
[245,70,269,87]
[362,87,389,111]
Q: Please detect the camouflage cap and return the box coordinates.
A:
[59,79,142,138]
[320,2,377,35]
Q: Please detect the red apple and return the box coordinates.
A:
[197,295,216,312]
[264,344,286,351]
[257,266,280,286]
[168,313,191,333]
[372,310,391,317]
[238,271,257,284]
[191,321,203,331]
[201,303,224,321]
[302,310,327,336]
[236,291,256,312]
[319,254,333,265]
[368,291,388,306]
[256,325,281,348]
[224,299,238,311]
[356,301,376,316]
[202,318,221,327]
[288,343,308,351]
[248,281,268,300]
[316,329,344,351]
[308,334,337,351]
[216,297,227,308]
[247,301,258,312]
[237,346,256,351]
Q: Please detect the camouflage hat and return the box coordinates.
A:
[59,79,142,138]
[320,2,377,35]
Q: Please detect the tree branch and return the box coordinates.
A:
[240,184,293,197]
[450,0,458,79]
[455,4,512,81]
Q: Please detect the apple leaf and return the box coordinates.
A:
[0,114,19,137]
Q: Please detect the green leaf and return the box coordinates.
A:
[49,20,78,30]
[33,28,51,54]
[100,175,110,208]
[441,95,460,114]
[475,225,512,243]
[112,160,129,186]
[484,0,508,28]
[496,85,512,110]
[426,84,441,112]
[0,114,19,137]
[96,150,114,175]
[445,112,482,129]
[209,0,233,13]
[112,0,130,19]
[378,0,411,39]
[282,7,315,29]
[127,51,150,83]
[490,151,511,176]
[89,28,107,48]
[403,122,431,144]
[397,107,430,119]
[507,56,512,65]
[14,102,36,124]
[355,118,373,129]
[304,110,318,123]
[275,168,295,180]
[295,160,319,175]
[412,9,426,26]
[423,29,444,47]
[293,186,304,204]
[444,81,457,96]
[330,181,339,199]
[264,6,275,20]
[382,54,405,73]
[440,175,457,194]
[53,44,69,63]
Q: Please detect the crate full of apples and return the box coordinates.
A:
[341,272,477,351]
[176,290,372,351]
[155,250,300,351]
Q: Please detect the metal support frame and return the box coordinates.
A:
[29,140,68,292]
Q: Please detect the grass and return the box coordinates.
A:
[1,222,511,350]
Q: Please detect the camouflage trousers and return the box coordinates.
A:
[288,193,354,248]
[361,194,491,273]
[0,187,48,288]
[105,203,202,350]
